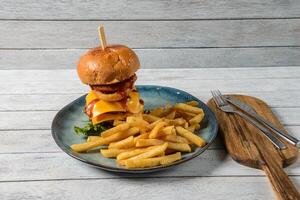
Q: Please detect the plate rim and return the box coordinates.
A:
[51,85,218,173]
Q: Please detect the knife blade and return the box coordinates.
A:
[224,95,300,147]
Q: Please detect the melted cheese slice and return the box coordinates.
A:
[92,100,126,117]
[86,90,143,123]
[92,113,127,125]
[85,90,98,105]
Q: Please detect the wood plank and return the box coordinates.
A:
[1,149,300,182]
[1,0,300,20]
[1,78,299,94]
[1,20,300,48]
[1,91,300,111]
[1,177,300,200]
[1,68,300,81]
[2,48,300,69]
[2,126,300,154]
[0,69,299,94]
[0,108,299,130]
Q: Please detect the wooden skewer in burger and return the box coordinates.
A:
[77,26,143,125]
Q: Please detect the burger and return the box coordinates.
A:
[77,45,144,127]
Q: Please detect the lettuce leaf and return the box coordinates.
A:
[74,121,111,137]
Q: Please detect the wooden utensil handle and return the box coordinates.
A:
[262,163,300,200]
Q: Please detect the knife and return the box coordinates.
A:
[224,96,300,147]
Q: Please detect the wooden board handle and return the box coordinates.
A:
[262,163,300,200]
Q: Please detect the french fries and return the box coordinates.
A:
[72,100,206,169]
[142,114,160,123]
[87,136,101,142]
[128,143,168,160]
[174,103,204,114]
[135,139,164,147]
[100,148,133,158]
[160,134,189,144]
[167,142,191,152]
[126,116,149,128]
[117,147,154,161]
[149,121,167,139]
[108,136,135,149]
[185,100,199,107]
[101,123,129,138]
[189,113,204,125]
[176,126,206,147]
[124,157,162,168]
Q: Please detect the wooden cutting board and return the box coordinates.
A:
[207,95,299,200]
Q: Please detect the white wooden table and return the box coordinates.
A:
[0,1,300,199]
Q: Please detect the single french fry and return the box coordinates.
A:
[100,148,133,158]
[87,136,101,142]
[175,126,206,147]
[167,142,191,152]
[142,114,160,123]
[186,124,196,133]
[129,143,168,160]
[126,116,149,128]
[189,113,205,125]
[177,111,196,121]
[150,107,164,117]
[184,122,189,129]
[101,123,129,138]
[185,101,199,107]
[134,132,150,144]
[195,124,200,130]
[165,110,176,119]
[135,139,165,147]
[125,127,140,136]
[174,103,204,114]
[164,118,186,126]
[149,121,167,139]
[124,157,162,168]
[159,106,174,118]
[171,127,176,135]
[117,147,151,161]
[147,118,163,130]
[160,152,181,165]
[113,120,125,126]
[108,136,135,149]
[161,134,189,144]
[71,135,116,153]
[159,125,175,136]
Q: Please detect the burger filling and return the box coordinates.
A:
[85,74,143,124]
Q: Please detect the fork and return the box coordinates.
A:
[211,90,286,150]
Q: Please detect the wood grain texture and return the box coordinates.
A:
[1,68,300,82]
[1,0,300,20]
[2,177,297,200]
[2,78,299,94]
[0,69,300,94]
[0,149,299,182]
[207,95,299,199]
[1,48,300,69]
[1,90,300,111]
[1,20,299,48]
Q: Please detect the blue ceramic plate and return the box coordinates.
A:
[52,85,218,173]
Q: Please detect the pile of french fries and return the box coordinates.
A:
[71,101,206,169]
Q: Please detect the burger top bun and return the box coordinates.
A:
[77,45,140,85]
